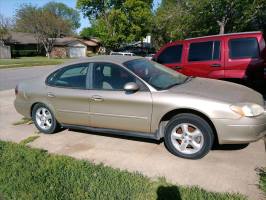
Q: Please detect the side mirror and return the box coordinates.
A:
[124,82,139,92]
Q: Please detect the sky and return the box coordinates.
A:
[0,0,161,33]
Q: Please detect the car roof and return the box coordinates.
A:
[62,55,143,66]
[185,31,262,41]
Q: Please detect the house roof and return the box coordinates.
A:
[4,31,38,44]
[82,39,99,47]
[4,32,100,47]
[54,37,83,46]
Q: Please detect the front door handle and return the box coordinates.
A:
[91,95,104,102]
[47,92,55,98]
[174,66,182,70]
[211,63,221,67]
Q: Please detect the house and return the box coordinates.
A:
[51,37,100,58]
[82,38,100,54]
[2,32,100,58]
[3,31,41,57]
[51,37,87,58]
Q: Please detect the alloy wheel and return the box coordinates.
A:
[170,123,204,154]
[35,107,53,130]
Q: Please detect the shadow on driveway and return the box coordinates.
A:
[69,128,163,144]
[69,128,251,151]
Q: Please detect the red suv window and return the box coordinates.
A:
[229,38,259,59]
[188,41,220,62]
[157,44,183,64]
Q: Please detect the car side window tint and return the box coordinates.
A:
[229,38,259,59]
[188,41,221,62]
[157,45,183,64]
[92,63,147,91]
[47,64,89,89]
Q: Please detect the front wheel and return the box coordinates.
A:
[32,103,61,134]
[164,113,214,159]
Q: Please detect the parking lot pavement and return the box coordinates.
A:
[0,89,265,200]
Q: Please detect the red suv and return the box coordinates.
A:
[153,32,266,81]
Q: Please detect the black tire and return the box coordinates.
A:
[32,103,62,134]
[164,113,214,159]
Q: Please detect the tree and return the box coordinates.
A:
[77,0,152,20]
[152,0,266,50]
[15,4,72,58]
[79,27,96,39]
[0,14,11,41]
[43,1,81,31]
[151,0,185,49]
[77,0,152,50]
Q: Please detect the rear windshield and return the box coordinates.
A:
[229,38,259,59]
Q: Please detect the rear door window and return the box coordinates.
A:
[229,38,259,59]
[157,44,183,64]
[188,41,221,62]
[47,64,89,89]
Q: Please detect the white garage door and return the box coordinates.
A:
[69,47,86,58]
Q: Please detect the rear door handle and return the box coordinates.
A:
[91,95,104,102]
[211,64,221,67]
[47,92,55,98]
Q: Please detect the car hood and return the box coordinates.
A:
[168,77,264,106]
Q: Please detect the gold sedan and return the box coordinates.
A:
[14,56,266,159]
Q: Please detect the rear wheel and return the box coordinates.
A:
[32,103,61,134]
[164,113,214,159]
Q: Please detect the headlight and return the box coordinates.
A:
[230,103,264,117]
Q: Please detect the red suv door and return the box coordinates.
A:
[225,34,265,80]
[182,39,225,79]
[154,42,184,73]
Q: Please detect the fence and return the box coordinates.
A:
[0,45,11,59]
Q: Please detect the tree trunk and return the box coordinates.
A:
[219,22,225,34]
[217,17,228,35]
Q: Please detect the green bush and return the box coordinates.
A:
[11,50,39,57]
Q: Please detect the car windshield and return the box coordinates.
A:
[124,59,188,90]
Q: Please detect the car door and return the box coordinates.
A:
[46,63,93,126]
[89,62,153,133]
[225,36,264,79]
[183,40,224,79]
[155,43,184,73]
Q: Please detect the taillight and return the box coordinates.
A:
[15,85,18,95]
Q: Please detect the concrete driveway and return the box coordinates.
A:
[0,89,265,200]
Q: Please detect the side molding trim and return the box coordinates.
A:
[62,124,160,140]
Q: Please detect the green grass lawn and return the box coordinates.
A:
[0,57,73,69]
[258,167,266,195]
[0,140,246,200]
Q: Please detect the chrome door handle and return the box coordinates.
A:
[47,92,55,98]
[91,95,103,102]
[211,63,221,67]
[174,66,182,70]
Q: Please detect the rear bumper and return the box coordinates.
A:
[213,112,266,144]
[14,97,31,118]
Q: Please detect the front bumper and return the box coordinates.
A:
[212,111,266,144]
